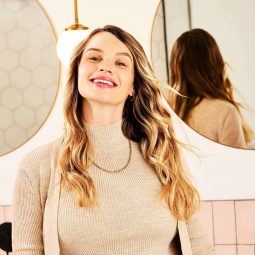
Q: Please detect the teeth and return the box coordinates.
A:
[93,79,114,86]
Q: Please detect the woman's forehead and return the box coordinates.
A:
[84,31,132,56]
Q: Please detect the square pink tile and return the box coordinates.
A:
[213,201,236,244]
[237,245,254,255]
[199,201,214,244]
[235,201,255,244]
[0,206,5,224]
[4,206,12,222]
[0,248,7,255]
[215,245,236,255]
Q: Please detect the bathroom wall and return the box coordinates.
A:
[0,0,255,254]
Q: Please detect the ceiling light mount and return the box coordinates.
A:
[65,0,89,31]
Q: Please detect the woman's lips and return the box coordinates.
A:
[90,77,118,89]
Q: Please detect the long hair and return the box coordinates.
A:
[58,25,200,222]
[169,28,254,144]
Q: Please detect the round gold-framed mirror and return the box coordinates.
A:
[151,0,255,150]
[0,0,60,156]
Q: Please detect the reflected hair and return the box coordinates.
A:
[58,25,200,222]
[169,28,254,144]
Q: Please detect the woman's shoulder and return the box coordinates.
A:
[18,137,62,176]
[198,98,237,113]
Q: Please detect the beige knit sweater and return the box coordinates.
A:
[12,120,214,255]
[186,98,246,148]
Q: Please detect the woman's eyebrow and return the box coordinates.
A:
[85,48,102,53]
[85,48,132,62]
[116,52,133,62]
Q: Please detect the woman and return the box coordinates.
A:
[169,28,254,149]
[12,25,214,254]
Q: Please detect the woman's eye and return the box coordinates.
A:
[89,57,101,62]
[116,62,127,67]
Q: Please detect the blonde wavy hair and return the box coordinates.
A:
[59,25,200,222]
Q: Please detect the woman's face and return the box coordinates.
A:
[78,32,135,107]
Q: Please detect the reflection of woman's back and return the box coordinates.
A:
[169,28,254,149]
[187,98,245,148]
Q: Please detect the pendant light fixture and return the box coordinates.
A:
[56,0,90,68]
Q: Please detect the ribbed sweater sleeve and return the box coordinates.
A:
[187,213,215,255]
[12,166,44,254]
[12,143,53,255]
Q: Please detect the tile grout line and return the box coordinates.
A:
[234,201,238,255]
[211,201,216,246]
[214,244,254,246]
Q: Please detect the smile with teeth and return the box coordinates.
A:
[92,79,115,86]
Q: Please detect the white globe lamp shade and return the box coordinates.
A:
[56,29,91,68]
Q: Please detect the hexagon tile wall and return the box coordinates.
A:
[0,0,60,156]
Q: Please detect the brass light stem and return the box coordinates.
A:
[65,0,89,31]
[74,0,79,24]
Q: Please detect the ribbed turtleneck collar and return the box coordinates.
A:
[84,119,128,148]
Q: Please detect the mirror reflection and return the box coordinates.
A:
[151,0,255,149]
[0,0,59,156]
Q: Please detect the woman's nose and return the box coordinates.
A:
[99,61,113,74]
[99,67,112,74]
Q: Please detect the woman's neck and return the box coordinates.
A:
[82,99,124,125]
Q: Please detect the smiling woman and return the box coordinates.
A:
[12,25,214,255]
[77,32,135,118]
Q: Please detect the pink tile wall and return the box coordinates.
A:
[213,201,236,244]
[199,200,255,255]
[1,201,255,255]
[235,201,255,244]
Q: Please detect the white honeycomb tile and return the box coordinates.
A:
[11,67,31,90]
[6,125,26,148]
[33,66,53,88]
[30,25,52,50]
[0,70,9,91]
[0,145,11,155]
[23,86,43,108]
[26,123,40,138]
[36,104,50,124]
[0,32,7,52]
[0,9,16,33]
[0,106,13,129]
[41,45,58,68]
[8,28,29,51]
[1,87,22,110]
[0,49,18,71]
[20,48,41,70]
[17,5,39,31]
[14,105,34,129]
[0,130,4,147]
[45,85,57,105]
[4,0,26,12]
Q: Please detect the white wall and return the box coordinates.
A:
[0,0,255,205]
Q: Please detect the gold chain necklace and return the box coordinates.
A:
[92,140,132,173]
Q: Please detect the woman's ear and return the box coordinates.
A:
[128,85,135,96]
